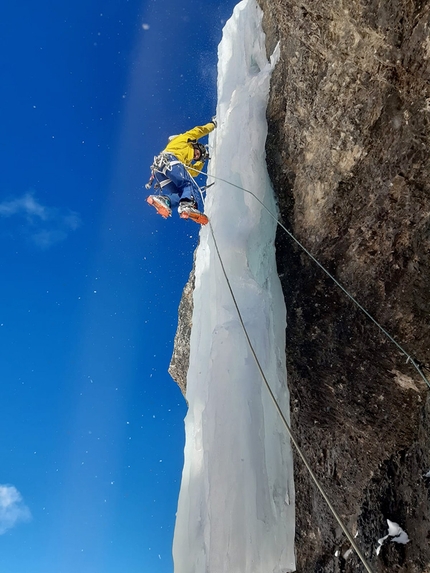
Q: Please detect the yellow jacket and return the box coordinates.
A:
[162,122,215,177]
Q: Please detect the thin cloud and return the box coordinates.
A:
[0,192,48,220]
[0,485,32,535]
[0,191,82,248]
[32,229,68,249]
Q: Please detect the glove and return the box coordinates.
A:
[211,116,217,128]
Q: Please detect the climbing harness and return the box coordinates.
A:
[145,153,183,191]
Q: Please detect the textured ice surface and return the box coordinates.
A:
[173,1,295,571]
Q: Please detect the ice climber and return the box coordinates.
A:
[145,119,216,225]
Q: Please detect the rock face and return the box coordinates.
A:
[260,0,430,571]
[168,264,195,399]
[170,0,430,570]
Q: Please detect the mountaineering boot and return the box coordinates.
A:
[146,195,172,219]
[178,200,209,226]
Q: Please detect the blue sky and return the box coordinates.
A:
[0,1,237,571]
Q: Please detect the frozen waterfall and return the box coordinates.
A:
[173,1,296,571]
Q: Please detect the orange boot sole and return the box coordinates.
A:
[179,210,209,225]
[146,195,172,219]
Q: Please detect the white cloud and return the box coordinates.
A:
[0,485,31,535]
[0,191,82,248]
[0,192,48,220]
[142,23,150,30]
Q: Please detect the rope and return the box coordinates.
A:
[208,220,374,573]
[192,167,430,390]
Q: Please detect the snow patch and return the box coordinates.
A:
[376,519,410,556]
[343,548,353,560]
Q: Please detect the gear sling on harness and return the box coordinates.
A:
[145,153,180,189]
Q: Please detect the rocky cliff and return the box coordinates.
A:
[261,0,430,571]
[170,1,430,571]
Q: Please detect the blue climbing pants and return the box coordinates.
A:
[155,154,200,209]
